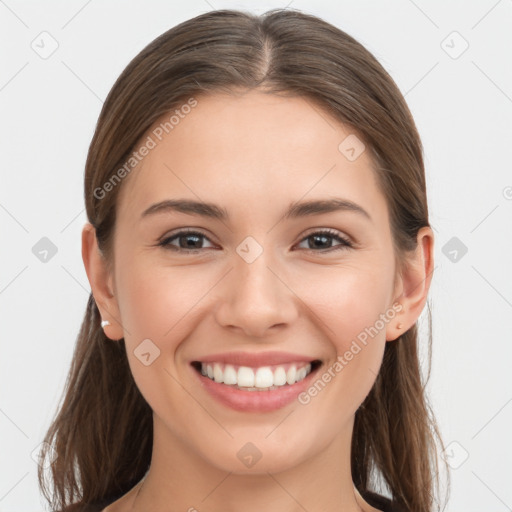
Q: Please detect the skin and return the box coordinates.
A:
[82,90,434,512]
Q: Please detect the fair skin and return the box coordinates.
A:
[82,90,434,512]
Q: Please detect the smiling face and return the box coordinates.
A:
[96,90,406,475]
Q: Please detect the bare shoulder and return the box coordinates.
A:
[59,504,104,512]
[99,489,137,512]
[58,496,125,512]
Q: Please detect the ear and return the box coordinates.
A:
[386,226,434,342]
[81,222,124,341]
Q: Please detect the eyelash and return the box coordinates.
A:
[157,228,353,254]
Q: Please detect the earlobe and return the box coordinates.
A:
[81,222,124,341]
[386,226,434,342]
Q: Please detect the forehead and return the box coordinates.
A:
[116,90,387,225]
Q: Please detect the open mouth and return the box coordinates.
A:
[191,360,322,391]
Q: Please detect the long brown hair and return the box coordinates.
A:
[38,8,449,511]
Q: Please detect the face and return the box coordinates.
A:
[105,90,403,474]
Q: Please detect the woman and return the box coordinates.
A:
[39,8,449,512]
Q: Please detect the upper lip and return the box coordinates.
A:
[192,351,319,367]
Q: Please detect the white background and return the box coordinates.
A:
[1,1,511,511]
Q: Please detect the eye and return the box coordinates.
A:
[295,229,353,252]
[158,229,216,252]
[158,228,353,254]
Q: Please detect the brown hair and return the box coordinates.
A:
[38,8,449,511]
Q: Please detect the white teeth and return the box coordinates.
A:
[213,363,223,383]
[237,366,255,387]
[273,367,287,386]
[255,367,273,388]
[199,361,315,390]
[223,364,237,385]
[286,366,296,385]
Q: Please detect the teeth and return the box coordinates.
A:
[274,366,287,386]
[255,367,273,388]
[199,362,314,390]
[213,363,223,383]
[286,366,296,385]
[223,364,237,385]
[237,367,255,387]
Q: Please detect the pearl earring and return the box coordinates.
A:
[101,320,110,328]
[396,322,403,330]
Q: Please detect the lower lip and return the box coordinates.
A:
[193,365,319,412]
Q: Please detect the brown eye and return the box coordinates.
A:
[159,230,215,252]
[296,229,353,252]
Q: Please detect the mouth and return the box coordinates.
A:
[191,360,322,391]
[190,356,322,412]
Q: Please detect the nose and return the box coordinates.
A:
[214,249,298,339]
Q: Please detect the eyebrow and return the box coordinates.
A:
[140,198,371,222]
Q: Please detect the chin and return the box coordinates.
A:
[194,431,319,476]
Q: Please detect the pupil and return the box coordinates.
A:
[311,234,329,249]
[183,234,201,248]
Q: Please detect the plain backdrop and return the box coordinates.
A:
[1,1,511,511]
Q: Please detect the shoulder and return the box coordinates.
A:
[58,501,110,512]
[360,489,407,512]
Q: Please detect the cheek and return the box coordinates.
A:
[295,262,393,347]
[115,257,202,346]
[291,264,392,410]
[114,259,205,415]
